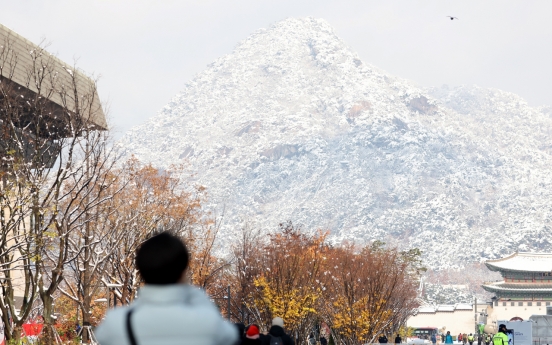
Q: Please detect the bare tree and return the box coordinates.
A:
[226,224,264,324]
[0,29,110,343]
[58,142,127,342]
[104,160,206,307]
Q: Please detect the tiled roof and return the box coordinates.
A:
[482,281,552,292]
[455,304,473,310]
[416,304,475,313]
[418,306,437,313]
[485,252,552,273]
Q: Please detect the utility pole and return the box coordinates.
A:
[227,286,231,321]
[474,296,478,335]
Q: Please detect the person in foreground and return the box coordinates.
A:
[95,232,238,345]
[261,317,294,345]
[492,324,509,345]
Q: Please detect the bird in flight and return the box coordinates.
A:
[447,16,459,20]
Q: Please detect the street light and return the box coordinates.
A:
[102,281,123,308]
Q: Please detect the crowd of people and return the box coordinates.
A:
[377,334,403,344]
[232,317,301,345]
[98,231,489,345]
[402,330,501,345]
[441,331,494,345]
[431,324,509,345]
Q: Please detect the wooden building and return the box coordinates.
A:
[483,252,552,303]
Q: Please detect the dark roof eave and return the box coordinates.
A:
[482,285,552,293]
[482,285,496,293]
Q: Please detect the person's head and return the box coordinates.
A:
[246,324,260,339]
[499,324,507,333]
[447,331,450,335]
[272,317,284,328]
[136,232,189,285]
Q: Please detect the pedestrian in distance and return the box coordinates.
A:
[468,333,474,345]
[463,333,468,345]
[243,324,262,345]
[261,317,295,345]
[95,231,238,345]
[478,333,483,345]
[379,334,388,343]
[395,334,402,344]
[485,334,491,345]
[320,335,328,345]
[458,334,463,344]
[445,331,453,344]
[431,333,437,345]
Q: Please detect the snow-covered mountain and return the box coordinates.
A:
[118,17,552,270]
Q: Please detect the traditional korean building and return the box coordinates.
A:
[482,252,552,302]
[481,252,552,321]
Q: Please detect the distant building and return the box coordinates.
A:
[407,302,488,336]
[482,252,552,320]
[408,253,552,336]
[0,22,107,168]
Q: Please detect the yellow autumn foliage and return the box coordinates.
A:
[332,295,392,341]
[253,275,320,328]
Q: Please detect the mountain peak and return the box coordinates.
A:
[119,18,552,270]
[206,16,365,80]
[268,17,335,35]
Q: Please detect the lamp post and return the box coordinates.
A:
[474,296,478,335]
[104,283,123,308]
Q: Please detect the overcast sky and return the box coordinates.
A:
[1,1,551,138]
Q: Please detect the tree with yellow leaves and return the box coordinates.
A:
[320,243,420,345]
[248,222,326,338]
[221,224,421,345]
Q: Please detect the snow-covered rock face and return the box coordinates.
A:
[118,17,552,270]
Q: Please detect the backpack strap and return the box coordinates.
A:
[126,309,138,345]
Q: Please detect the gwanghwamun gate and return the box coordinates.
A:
[408,252,552,337]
